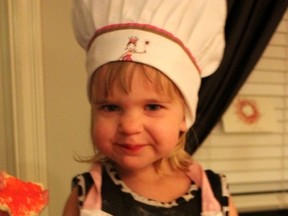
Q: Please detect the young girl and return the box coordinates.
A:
[64,0,238,215]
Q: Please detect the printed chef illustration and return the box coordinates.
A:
[119,36,149,61]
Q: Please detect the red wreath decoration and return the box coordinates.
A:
[234,98,261,125]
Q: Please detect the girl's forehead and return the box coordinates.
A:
[96,69,163,93]
[90,62,184,101]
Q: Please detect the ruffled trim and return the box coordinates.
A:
[104,162,198,208]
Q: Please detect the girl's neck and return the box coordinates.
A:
[114,159,174,181]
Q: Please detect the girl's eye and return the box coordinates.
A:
[146,104,162,111]
[100,104,120,112]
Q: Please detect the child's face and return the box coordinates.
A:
[91,63,187,172]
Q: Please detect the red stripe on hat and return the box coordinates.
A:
[87,23,201,74]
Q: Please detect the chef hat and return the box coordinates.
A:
[72,0,227,128]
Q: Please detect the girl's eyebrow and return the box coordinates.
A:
[92,95,175,104]
[92,99,110,105]
[145,97,172,102]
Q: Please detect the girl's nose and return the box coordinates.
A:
[118,111,142,134]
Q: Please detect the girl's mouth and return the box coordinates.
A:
[118,144,146,153]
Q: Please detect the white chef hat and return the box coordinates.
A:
[72,0,227,128]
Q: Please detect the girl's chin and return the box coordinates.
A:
[111,157,164,173]
[102,150,168,172]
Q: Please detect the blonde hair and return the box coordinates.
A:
[87,61,192,171]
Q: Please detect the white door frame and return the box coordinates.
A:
[7,0,48,206]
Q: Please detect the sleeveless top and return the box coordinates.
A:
[72,162,229,216]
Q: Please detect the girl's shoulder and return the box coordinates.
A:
[205,170,229,207]
[185,163,229,214]
[71,162,102,208]
[72,172,95,207]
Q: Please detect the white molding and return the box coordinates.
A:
[0,0,15,174]
[8,1,49,212]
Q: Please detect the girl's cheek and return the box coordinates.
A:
[92,119,111,137]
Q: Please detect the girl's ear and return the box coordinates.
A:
[180,118,188,133]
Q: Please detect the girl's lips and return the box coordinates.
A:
[118,144,146,152]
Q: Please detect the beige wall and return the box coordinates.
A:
[41,0,92,214]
